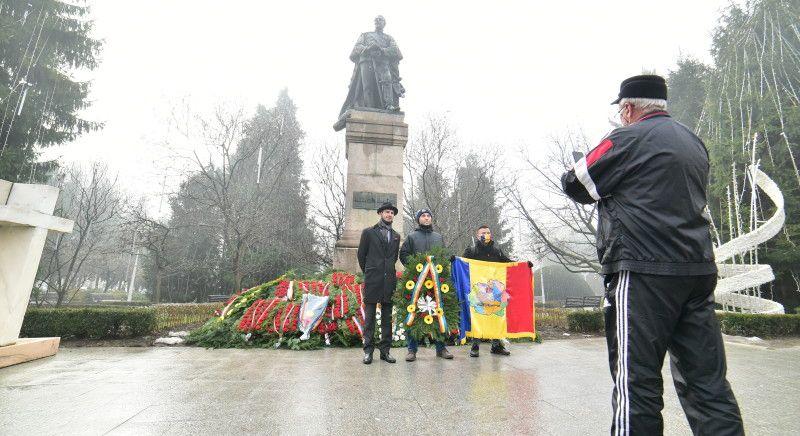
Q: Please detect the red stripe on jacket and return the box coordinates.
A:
[586,139,613,167]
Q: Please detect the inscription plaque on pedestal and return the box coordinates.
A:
[332,110,407,273]
[353,192,397,211]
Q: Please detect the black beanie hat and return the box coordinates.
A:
[611,74,668,104]
[415,208,432,223]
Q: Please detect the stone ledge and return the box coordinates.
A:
[333,108,407,132]
[0,337,60,368]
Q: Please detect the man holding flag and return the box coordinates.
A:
[455,225,535,357]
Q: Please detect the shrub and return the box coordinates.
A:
[154,303,222,330]
[716,312,800,337]
[567,310,604,333]
[21,307,156,339]
[536,308,569,330]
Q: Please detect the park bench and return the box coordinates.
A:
[208,294,230,303]
[564,295,604,309]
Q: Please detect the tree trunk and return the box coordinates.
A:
[234,256,242,292]
[154,272,163,303]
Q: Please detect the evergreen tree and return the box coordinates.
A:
[233,89,317,284]
[667,56,709,132]
[0,0,102,182]
[698,0,800,310]
[451,153,513,256]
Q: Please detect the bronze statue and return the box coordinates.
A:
[339,16,404,116]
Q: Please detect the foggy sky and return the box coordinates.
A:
[49,0,730,208]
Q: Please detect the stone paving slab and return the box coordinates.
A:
[1,338,798,435]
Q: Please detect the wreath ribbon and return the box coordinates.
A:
[404,255,448,333]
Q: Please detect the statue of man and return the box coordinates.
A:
[339,15,404,116]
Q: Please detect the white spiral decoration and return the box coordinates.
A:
[714,167,785,314]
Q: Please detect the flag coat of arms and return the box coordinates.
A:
[451,257,535,341]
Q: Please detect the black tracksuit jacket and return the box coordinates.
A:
[561,112,717,276]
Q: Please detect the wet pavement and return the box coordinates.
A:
[1,337,798,435]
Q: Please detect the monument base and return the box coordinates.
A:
[333,244,361,274]
[0,337,60,368]
[331,109,408,274]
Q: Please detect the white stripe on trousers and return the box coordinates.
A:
[614,271,630,436]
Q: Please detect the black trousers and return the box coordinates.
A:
[471,338,502,349]
[363,302,393,355]
[604,271,744,436]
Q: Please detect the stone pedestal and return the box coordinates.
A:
[333,109,407,273]
[0,179,73,366]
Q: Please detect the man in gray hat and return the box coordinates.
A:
[561,74,743,435]
[357,202,401,364]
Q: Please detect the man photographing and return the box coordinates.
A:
[561,75,744,435]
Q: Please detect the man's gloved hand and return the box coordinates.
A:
[450,255,456,262]
[527,261,534,268]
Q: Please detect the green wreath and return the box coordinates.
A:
[393,246,460,343]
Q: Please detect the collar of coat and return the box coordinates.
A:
[373,222,398,234]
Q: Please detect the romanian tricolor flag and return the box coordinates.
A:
[452,257,535,342]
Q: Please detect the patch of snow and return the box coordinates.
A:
[154,337,184,345]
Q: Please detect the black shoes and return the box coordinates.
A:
[380,352,396,363]
[470,346,480,357]
[363,353,373,364]
[405,351,416,362]
[491,346,511,356]
[437,348,454,359]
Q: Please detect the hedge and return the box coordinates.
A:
[562,310,800,337]
[21,307,156,339]
[536,308,569,330]
[717,312,800,337]
[21,303,222,340]
[566,310,604,333]
[154,303,222,330]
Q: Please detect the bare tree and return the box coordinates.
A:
[404,114,514,255]
[309,142,346,266]
[36,163,123,305]
[507,131,600,273]
[124,200,181,303]
[164,92,314,292]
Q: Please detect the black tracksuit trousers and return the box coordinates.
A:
[604,271,744,436]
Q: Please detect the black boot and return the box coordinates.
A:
[363,352,373,364]
[380,351,396,363]
[491,344,511,356]
[470,344,480,358]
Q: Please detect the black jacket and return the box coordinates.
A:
[462,238,512,262]
[561,112,717,276]
[399,226,444,266]
[357,223,401,303]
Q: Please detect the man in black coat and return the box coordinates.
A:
[399,209,453,362]
[357,202,401,364]
[561,75,743,435]
[462,225,513,357]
